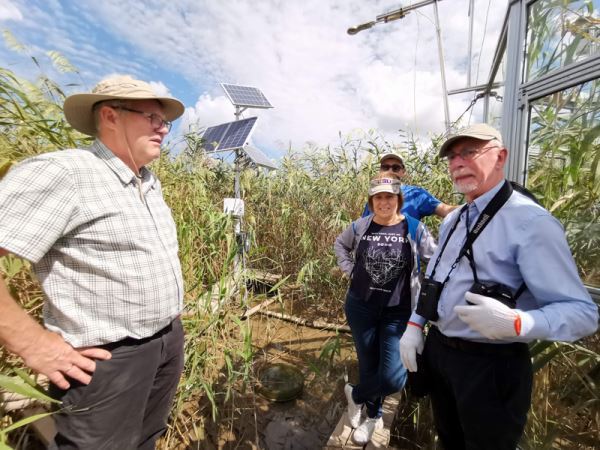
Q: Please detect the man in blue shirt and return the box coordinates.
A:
[361,152,456,220]
[399,123,598,450]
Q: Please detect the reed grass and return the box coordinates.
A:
[0,50,597,449]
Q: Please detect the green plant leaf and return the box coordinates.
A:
[0,159,12,179]
[13,367,38,388]
[0,255,25,279]
[1,411,55,434]
[532,345,563,373]
[0,439,14,450]
[0,375,60,404]
[1,29,26,53]
[46,51,77,74]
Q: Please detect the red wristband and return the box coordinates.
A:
[407,321,423,330]
[514,314,522,336]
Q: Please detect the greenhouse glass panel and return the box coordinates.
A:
[525,78,600,287]
[525,0,600,81]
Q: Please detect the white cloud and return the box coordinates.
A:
[2,0,509,156]
[0,0,22,21]
[148,80,172,98]
[178,94,233,135]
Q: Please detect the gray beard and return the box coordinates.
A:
[453,180,478,194]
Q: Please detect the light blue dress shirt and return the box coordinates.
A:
[409,180,598,343]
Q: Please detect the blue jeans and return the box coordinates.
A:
[344,291,408,418]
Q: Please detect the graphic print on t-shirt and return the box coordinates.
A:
[365,247,408,286]
[349,220,412,308]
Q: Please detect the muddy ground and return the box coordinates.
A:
[192,303,359,449]
[175,294,433,450]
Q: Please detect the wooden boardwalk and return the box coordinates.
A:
[324,391,402,449]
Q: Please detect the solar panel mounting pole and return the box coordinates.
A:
[234,106,245,200]
[202,115,259,305]
[217,83,274,304]
[233,105,245,287]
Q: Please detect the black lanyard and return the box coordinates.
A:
[429,180,513,287]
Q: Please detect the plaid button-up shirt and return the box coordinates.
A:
[0,140,183,347]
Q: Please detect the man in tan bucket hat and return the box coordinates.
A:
[0,75,186,449]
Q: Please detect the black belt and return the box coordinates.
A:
[429,326,528,357]
[102,319,177,350]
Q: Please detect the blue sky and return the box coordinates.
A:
[0,0,507,160]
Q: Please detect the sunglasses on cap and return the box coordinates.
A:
[380,163,404,172]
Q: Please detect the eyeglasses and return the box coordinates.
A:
[444,146,498,162]
[380,163,404,172]
[114,106,172,132]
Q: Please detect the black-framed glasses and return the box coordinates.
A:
[444,146,498,162]
[114,106,172,132]
[380,163,404,172]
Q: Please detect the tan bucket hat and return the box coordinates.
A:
[63,75,185,136]
[439,123,503,157]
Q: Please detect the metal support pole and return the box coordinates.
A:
[233,107,243,288]
[483,94,490,122]
[234,106,242,228]
[467,0,474,87]
[432,0,451,131]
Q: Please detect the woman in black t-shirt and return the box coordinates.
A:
[334,176,436,445]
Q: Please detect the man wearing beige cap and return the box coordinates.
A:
[362,152,456,220]
[399,123,598,449]
[0,75,186,449]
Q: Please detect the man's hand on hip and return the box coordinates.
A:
[20,329,112,390]
[400,322,424,372]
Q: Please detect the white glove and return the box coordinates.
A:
[454,291,522,340]
[400,323,424,372]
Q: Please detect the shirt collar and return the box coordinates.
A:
[88,140,155,188]
[471,179,506,213]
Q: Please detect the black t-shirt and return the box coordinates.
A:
[349,220,412,312]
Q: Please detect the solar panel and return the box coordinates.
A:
[201,117,258,152]
[200,123,229,152]
[221,83,273,109]
[242,146,278,170]
[218,117,258,151]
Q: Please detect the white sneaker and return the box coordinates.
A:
[344,383,363,428]
[352,417,383,445]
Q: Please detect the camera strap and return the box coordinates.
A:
[430,180,513,287]
[463,218,527,301]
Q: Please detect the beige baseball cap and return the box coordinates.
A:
[63,75,185,136]
[368,178,402,196]
[439,123,503,157]
[379,152,404,165]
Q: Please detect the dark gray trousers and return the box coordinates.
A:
[49,319,185,450]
